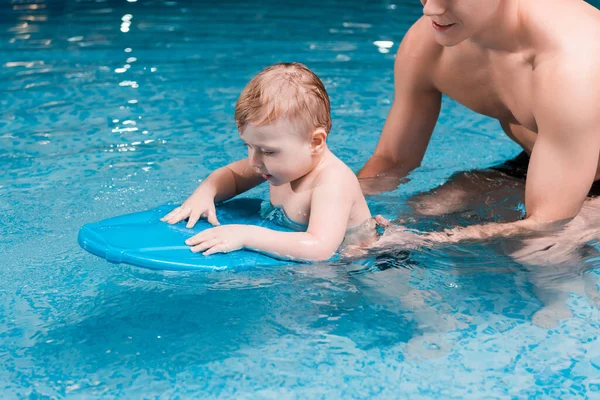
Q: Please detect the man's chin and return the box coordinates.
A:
[432,33,467,47]
[435,37,465,47]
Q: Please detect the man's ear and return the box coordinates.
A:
[310,128,328,154]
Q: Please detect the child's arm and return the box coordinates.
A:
[162,159,264,228]
[185,182,354,261]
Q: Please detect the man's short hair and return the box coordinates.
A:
[234,62,332,135]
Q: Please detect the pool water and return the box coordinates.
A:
[2,0,600,397]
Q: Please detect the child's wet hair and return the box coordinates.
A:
[234,62,332,135]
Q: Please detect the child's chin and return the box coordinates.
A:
[269,179,286,186]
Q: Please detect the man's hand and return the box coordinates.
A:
[185,224,248,255]
[161,188,220,228]
[372,215,429,250]
[357,154,412,195]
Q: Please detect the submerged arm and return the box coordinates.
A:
[387,56,600,245]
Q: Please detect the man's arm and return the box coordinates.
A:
[358,18,442,194]
[421,55,600,244]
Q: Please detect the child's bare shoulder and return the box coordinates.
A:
[315,156,362,191]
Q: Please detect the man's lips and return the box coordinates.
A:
[432,21,456,31]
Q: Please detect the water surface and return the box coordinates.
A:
[2,0,600,397]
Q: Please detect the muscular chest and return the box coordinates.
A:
[434,46,538,132]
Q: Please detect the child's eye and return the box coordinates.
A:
[262,150,276,156]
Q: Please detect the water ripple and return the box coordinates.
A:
[3,0,600,398]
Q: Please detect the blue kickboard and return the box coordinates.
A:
[78,198,294,271]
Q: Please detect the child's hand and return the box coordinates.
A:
[161,189,220,228]
[185,224,248,255]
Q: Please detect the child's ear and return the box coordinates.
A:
[310,128,328,154]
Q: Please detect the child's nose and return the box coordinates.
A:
[248,151,262,168]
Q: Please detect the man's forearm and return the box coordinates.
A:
[357,154,416,179]
[357,155,418,195]
[425,218,558,244]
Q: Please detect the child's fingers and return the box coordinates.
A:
[206,207,220,226]
[185,228,216,245]
[186,209,204,228]
[160,206,181,222]
[167,206,191,224]
[202,244,229,256]
[185,233,203,246]
[190,239,220,253]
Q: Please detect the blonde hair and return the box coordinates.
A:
[234,62,332,135]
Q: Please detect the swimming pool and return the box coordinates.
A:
[3,0,600,397]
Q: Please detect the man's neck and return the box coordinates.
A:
[468,0,525,53]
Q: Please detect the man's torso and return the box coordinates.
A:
[415,0,600,178]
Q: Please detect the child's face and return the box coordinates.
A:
[240,118,318,186]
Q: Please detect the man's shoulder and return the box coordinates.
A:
[526,0,600,60]
[524,0,600,99]
[393,17,444,89]
[396,17,444,64]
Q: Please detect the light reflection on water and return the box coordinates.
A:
[2,0,600,397]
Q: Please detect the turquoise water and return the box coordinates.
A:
[3,0,600,397]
